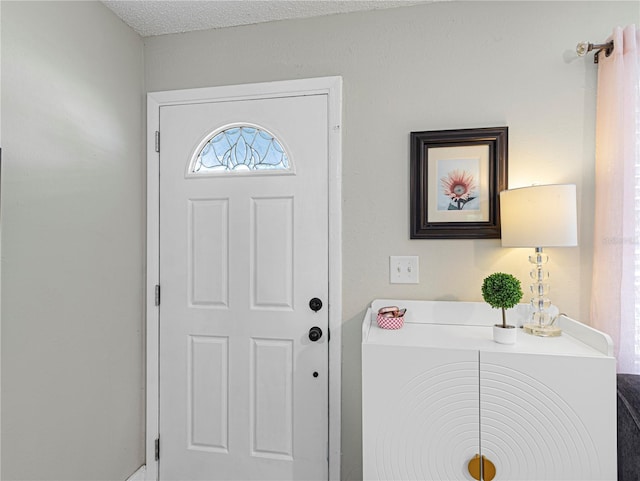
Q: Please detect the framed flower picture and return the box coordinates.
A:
[410,127,508,239]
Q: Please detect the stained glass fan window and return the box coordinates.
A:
[193,126,290,173]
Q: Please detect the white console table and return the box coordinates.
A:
[362,300,617,481]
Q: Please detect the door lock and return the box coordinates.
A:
[309,298,323,312]
[308,326,323,342]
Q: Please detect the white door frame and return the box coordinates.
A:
[145,77,342,481]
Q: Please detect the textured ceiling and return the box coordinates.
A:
[102,0,432,37]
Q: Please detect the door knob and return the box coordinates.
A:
[467,454,496,481]
[309,297,323,312]
[308,326,323,342]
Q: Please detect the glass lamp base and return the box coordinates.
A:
[523,323,562,337]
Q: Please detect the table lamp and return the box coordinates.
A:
[500,184,578,336]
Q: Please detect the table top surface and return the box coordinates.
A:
[363,300,613,359]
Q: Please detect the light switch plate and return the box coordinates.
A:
[389,256,419,284]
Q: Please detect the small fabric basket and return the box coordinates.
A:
[377,313,404,330]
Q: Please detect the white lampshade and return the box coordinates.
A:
[500,184,578,247]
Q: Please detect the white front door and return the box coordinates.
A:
[158,93,329,480]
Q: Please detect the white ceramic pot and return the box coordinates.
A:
[493,324,517,344]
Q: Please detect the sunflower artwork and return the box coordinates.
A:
[410,126,507,239]
[437,159,481,212]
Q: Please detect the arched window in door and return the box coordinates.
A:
[191,125,291,174]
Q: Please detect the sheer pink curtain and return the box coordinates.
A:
[591,25,640,374]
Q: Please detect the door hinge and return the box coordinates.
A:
[155,131,160,153]
[155,437,160,461]
[155,284,161,307]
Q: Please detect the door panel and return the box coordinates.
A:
[189,199,229,308]
[251,196,294,309]
[159,94,329,480]
[251,338,294,458]
[188,335,229,452]
[362,344,479,480]
[480,352,616,480]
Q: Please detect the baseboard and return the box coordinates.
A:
[126,465,146,481]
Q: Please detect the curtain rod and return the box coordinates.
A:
[576,40,614,64]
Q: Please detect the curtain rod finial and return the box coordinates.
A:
[576,41,590,57]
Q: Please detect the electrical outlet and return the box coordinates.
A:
[389,256,419,284]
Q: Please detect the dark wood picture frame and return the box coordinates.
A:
[410,127,508,239]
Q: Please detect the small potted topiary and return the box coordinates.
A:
[481,272,523,344]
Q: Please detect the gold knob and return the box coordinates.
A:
[468,454,497,481]
[482,455,496,481]
[467,454,481,480]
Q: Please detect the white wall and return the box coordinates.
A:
[143,2,639,479]
[1,1,636,480]
[1,2,145,479]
